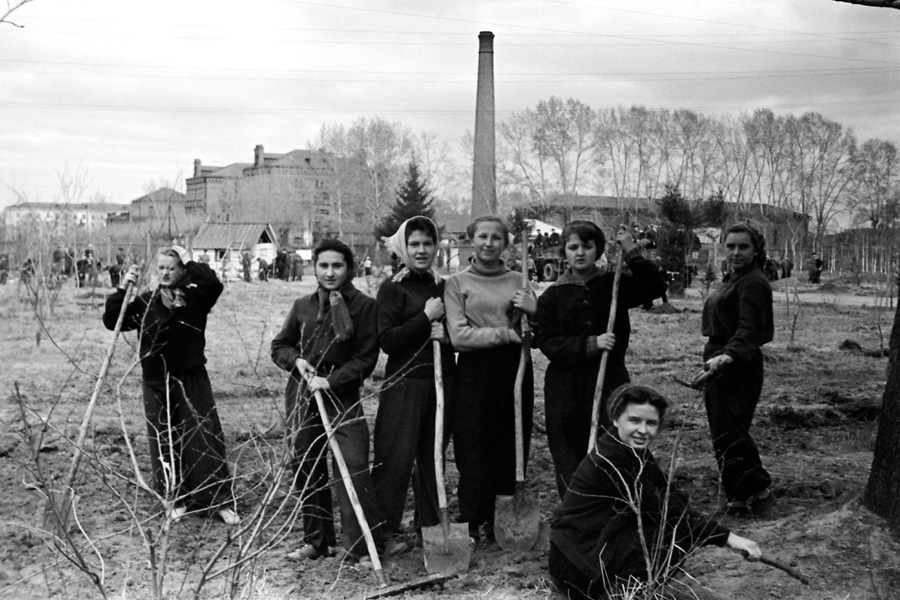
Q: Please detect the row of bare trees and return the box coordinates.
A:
[496,99,899,253]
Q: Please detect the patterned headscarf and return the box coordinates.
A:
[382,216,442,283]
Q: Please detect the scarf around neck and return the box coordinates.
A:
[316,283,354,342]
[382,216,442,284]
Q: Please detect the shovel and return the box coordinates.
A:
[495,236,539,552]
[311,388,387,588]
[43,280,134,536]
[422,340,470,575]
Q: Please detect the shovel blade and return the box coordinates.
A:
[421,521,471,575]
[494,490,539,552]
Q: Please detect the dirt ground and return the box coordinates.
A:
[1,272,899,600]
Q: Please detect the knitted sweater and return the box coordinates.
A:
[444,263,524,352]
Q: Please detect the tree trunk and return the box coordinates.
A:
[863,279,900,535]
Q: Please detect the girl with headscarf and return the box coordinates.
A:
[444,215,536,546]
[372,216,456,554]
[103,246,238,525]
[271,238,384,562]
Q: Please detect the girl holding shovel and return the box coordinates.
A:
[693,222,774,515]
[103,246,239,525]
[550,384,762,600]
[444,215,536,547]
[535,221,665,500]
[373,216,456,555]
[271,238,384,562]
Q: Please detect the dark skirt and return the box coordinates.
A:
[451,344,533,531]
[141,365,232,509]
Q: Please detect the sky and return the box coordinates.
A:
[1,0,898,210]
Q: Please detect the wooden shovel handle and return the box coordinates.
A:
[312,389,387,587]
[514,234,530,483]
[433,340,448,511]
[588,245,624,453]
[65,280,133,489]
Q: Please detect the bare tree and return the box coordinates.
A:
[1,0,36,28]
[834,0,900,8]
[314,117,415,239]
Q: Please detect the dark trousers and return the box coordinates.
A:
[141,366,232,509]
[373,376,453,536]
[703,351,772,502]
[452,345,533,531]
[545,361,626,499]
[285,375,384,554]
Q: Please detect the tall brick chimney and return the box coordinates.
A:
[254,144,264,168]
[472,31,497,216]
[193,159,201,178]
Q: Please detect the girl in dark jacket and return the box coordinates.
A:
[536,221,665,499]
[373,216,456,553]
[550,384,761,600]
[271,238,383,561]
[693,223,774,515]
[103,246,238,525]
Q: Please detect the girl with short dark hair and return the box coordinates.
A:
[536,221,665,499]
[549,384,761,600]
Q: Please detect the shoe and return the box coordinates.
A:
[287,544,329,561]
[386,540,411,556]
[353,553,381,569]
[168,505,188,523]
[750,490,776,516]
[217,507,241,526]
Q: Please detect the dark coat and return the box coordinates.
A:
[376,271,456,380]
[701,265,773,364]
[270,283,378,395]
[536,249,667,402]
[550,432,730,583]
[103,262,223,380]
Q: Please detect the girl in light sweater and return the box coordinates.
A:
[444,215,536,547]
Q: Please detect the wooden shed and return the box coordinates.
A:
[190,222,278,281]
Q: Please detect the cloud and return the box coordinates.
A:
[1,0,897,208]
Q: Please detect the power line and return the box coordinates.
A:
[2,65,897,83]
[2,58,897,78]
[1,97,896,115]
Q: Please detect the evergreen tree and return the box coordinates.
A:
[374,161,436,240]
[657,184,729,292]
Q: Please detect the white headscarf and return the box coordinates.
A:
[382,216,442,283]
